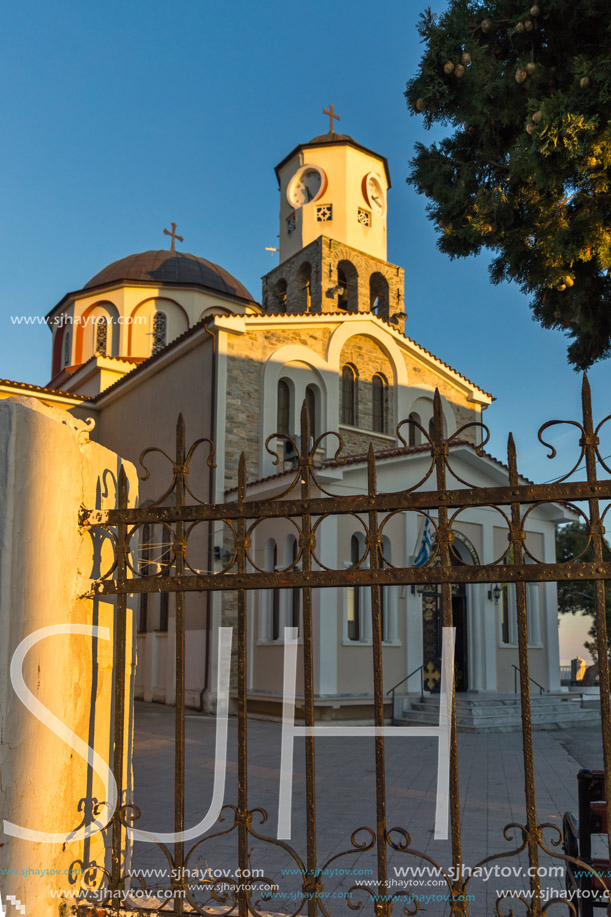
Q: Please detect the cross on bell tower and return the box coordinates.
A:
[323,104,340,134]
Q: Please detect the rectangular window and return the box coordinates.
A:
[500,585,517,645]
[316,204,333,222]
[138,522,151,633]
[347,586,361,641]
[138,596,148,633]
[271,588,280,641]
[526,582,542,645]
[347,535,362,641]
[358,208,371,227]
[158,532,171,631]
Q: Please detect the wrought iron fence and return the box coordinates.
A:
[78,376,611,916]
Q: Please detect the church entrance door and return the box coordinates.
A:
[421,584,468,693]
[452,588,468,693]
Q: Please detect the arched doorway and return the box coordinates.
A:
[421,532,479,694]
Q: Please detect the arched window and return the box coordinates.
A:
[63,330,72,367]
[428,413,447,442]
[378,542,386,642]
[341,364,357,426]
[337,260,358,312]
[152,311,168,355]
[305,384,318,439]
[268,540,280,640]
[378,536,397,643]
[277,379,291,435]
[295,262,312,313]
[500,584,517,645]
[408,412,421,447]
[347,534,362,641]
[372,374,387,434]
[288,535,300,634]
[95,317,108,356]
[526,582,542,646]
[370,273,390,320]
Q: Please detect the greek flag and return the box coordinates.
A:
[412,516,432,567]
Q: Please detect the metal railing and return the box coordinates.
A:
[386,665,424,725]
[512,664,545,696]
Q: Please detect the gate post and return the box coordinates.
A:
[0,398,138,916]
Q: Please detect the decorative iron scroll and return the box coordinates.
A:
[77,377,611,916]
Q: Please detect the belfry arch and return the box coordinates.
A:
[336,260,358,312]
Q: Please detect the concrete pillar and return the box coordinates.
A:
[0,397,137,915]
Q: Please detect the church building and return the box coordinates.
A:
[0,115,566,720]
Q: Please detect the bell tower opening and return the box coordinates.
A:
[337,260,358,312]
[370,272,390,321]
[295,262,313,313]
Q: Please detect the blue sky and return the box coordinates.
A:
[1,0,608,656]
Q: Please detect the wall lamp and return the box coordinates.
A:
[488,584,502,605]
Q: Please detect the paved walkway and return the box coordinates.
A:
[127,701,605,916]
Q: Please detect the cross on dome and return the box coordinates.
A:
[163,222,184,251]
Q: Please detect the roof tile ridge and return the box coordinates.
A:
[0,378,93,400]
[402,333,494,399]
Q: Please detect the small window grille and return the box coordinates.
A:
[316,204,333,222]
[63,330,71,367]
[287,213,296,235]
[358,208,371,227]
[95,318,108,356]
[152,311,168,355]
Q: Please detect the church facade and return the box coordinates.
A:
[0,123,565,717]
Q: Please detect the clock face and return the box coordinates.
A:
[364,172,386,215]
[287,165,326,209]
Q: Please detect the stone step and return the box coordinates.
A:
[395,693,601,733]
[408,700,589,715]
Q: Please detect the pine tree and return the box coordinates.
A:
[405,0,611,368]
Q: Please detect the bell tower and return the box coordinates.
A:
[262,109,405,326]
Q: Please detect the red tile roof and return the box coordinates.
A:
[225,438,526,493]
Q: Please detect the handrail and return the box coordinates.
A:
[512,664,545,696]
[386,666,424,725]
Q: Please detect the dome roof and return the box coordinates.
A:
[84,250,254,301]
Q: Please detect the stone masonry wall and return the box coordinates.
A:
[262,235,405,325]
[220,321,483,657]
[339,334,394,437]
[222,324,482,497]
[223,325,333,491]
[401,352,481,445]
